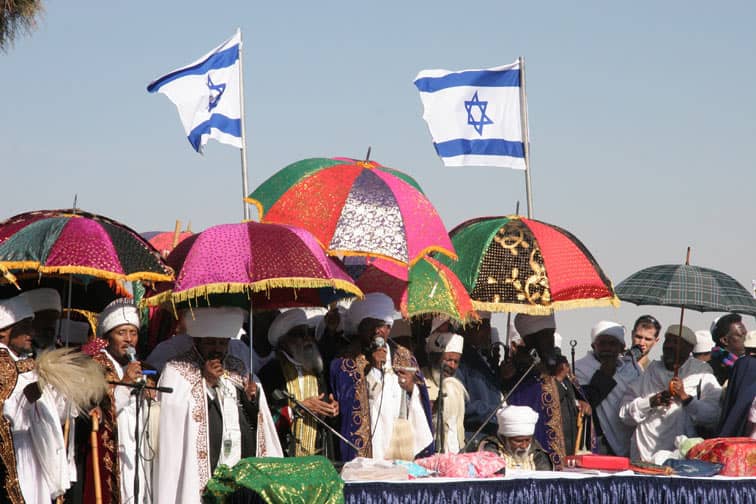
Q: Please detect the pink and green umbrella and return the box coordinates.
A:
[246,157,457,266]
[0,209,174,285]
[143,221,364,310]
[353,256,476,323]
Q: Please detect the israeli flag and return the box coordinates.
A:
[148,29,242,153]
[414,61,525,169]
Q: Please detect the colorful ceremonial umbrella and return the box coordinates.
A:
[0,209,174,285]
[143,221,364,310]
[437,215,619,314]
[141,230,194,258]
[246,157,457,266]
[354,256,477,322]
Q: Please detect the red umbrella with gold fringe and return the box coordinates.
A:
[437,215,619,314]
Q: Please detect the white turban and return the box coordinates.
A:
[553,331,562,349]
[267,308,309,347]
[347,292,395,333]
[20,288,62,314]
[496,404,539,437]
[0,296,34,331]
[426,331,464,355]
[591,320,625,345]
[98,299,140,336]
[693,330,714,354]
[666,324,697,346]
[514,313,555,337]
[183,307,244,339]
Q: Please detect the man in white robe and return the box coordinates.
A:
[574,321,640,456]
[154,307,281,504]
[422,331,467,454]
[1,295,70,504]
[619,324,722,462]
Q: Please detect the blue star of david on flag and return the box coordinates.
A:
[207,74,226,112]
[147,29,243,153]
[414,61,526,169]
[464,91,493,136]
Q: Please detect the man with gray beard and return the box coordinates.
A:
[477,404,553,471]
[258,309,340,458]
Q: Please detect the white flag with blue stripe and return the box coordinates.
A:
[147,29,242,153]
[414,61,525,169]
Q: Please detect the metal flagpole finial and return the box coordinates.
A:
[72,194,78,215]
[364,146,371,162]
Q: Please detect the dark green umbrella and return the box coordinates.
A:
[615,264,756,316]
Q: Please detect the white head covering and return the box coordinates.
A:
[347,292,395,334]
[426,331,464,355]
[59,319,91,344]
[430,314,450,334]
[183,306,244,339]
[591,320,625,345]
[665,324,697,346]
[98,298,140,336]
[0,296,34,331]
[20,288,62,314]
[267,308,308,347]
[553,331,562,350]
[496,404,539,437]
[514,313,556,337]
[693,330,715,354]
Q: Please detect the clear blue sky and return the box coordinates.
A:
[3,1,755,358]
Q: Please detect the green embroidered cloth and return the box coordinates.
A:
[203,456,344,504]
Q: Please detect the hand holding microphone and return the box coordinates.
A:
[124,346,144,383]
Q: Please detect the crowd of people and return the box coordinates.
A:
[1,288,754,503]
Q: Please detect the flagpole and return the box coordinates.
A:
[519,56,534,218]
[238,28,251,221]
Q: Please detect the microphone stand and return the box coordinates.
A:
[275,390,359,452]
[109,379,173,504]
[435,366,445,454]
[461,350,540,453]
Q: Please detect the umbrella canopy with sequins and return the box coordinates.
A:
[246,157,456,266]
[143,221,363,310]
[0,209,174,285]
[437,215,620,314]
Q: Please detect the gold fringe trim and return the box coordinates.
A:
[0,264,21,289]
[141,277,364,308]
[244,197,266,219]
[551,295,621,311]
[408,246,457,266]
[471,295,620,315]
[0,263,173,283]
[62,309,99,340]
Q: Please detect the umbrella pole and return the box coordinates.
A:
[172,219,182,249]
[673,247,692,379]
[90,409,102,504]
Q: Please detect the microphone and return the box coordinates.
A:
[626,345,643,361]
[369,336,386,352]
[125,346,137,362]
[527,347,541,364]
[272,389,292,402]
[125,346,145,385]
